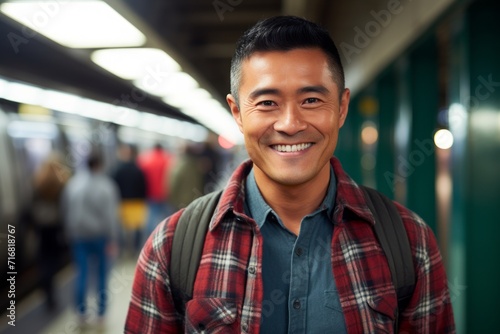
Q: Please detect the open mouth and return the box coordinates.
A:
[271,143,313,153]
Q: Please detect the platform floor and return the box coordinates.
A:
[1,256,138,334]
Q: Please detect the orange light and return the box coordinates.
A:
[361,125,378,145]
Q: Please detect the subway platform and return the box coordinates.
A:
[1,256,138,334]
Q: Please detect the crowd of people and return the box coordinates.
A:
[30,140,221,327]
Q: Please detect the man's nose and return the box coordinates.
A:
[273,104,307,135]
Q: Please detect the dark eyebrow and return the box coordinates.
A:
[248,85,330,100]
[248,88,281,100]
[298,85,330,95]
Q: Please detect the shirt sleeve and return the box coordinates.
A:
[397,205,456,333]
[124,215,184,333]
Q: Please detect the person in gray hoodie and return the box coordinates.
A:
[61,149,119,326]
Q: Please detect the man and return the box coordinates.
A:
[62,150,119,326]
[125,16,455,333]
[112,143,147,255]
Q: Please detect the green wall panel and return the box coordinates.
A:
[407,36,438,234]
[336,94,363,184]
[465,0,500,332]
[375,70,397,199]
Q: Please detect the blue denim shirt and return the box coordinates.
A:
[245,167,347,333]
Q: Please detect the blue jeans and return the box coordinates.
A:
[72,238,108,316]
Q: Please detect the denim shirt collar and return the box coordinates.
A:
[244,166,337,229]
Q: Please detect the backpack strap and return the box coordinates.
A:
[170,190,222,313]
[360,186,415,330]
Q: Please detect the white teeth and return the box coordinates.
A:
[273,143,312,152]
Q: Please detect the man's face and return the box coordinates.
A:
[227,48,350,188]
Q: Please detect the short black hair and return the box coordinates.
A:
[230,16,345,103]
[87,149,103,170]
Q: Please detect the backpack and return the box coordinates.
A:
[170,186,415,330]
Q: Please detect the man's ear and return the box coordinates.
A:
[338,88,350,128]
[226,94,243,132]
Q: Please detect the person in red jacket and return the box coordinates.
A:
[137,143,173,238]
[126,16,455,333]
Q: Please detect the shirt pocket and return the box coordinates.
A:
[185,297,239,333]
[324,290,348,330]
[365,291,397,334]
[324,290,344,313]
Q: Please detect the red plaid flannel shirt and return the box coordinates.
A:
[125,157,455,333]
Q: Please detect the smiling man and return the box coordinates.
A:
[125,16,455,333]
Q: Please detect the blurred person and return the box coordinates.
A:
[111,143,147,255]
[125,16,455,333]
[169,143,205,211]
[61,149,119,326]
[31,150,70,310]
[137,143,173,237]
[198,134,223,194]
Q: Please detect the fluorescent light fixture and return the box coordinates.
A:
[113,107,142,128]
[0,78,208,142]
[0,78,7,94]
[163,88,211,109]
[43,90,81,114]
[92,46,241,143]
[0,0,146,48]
[91,48,180,80]
[139,113,162,133]
[181,99,243,144]
[134,72,198,97]
[79,99,113,122]
[3,81,43,105]
[163,86,243,144]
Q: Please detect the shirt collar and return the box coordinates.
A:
[244,165,337,229]
[329,157,376,226]
[208,157,376,232]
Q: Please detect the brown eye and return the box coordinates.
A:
[258,100,276,106]
[304,98,319,104]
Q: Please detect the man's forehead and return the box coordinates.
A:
[238,48,337,88]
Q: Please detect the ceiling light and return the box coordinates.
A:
[42,90,81,114]
[163,88,211,109]
[182,99,243,145]
[0,0,146,48]
[0,78,207,141]
[134,72,198,97]
[91,48,180,80]
[2,81,43,105]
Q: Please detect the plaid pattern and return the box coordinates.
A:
[125,157,455,333]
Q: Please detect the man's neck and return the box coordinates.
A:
[253,164,330,235]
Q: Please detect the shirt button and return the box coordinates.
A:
[269,214,277,223]
[293,299,301,309]
[295,247,303,256]
[248,266,256,275]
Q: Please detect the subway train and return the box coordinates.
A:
[0,103,76,311]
